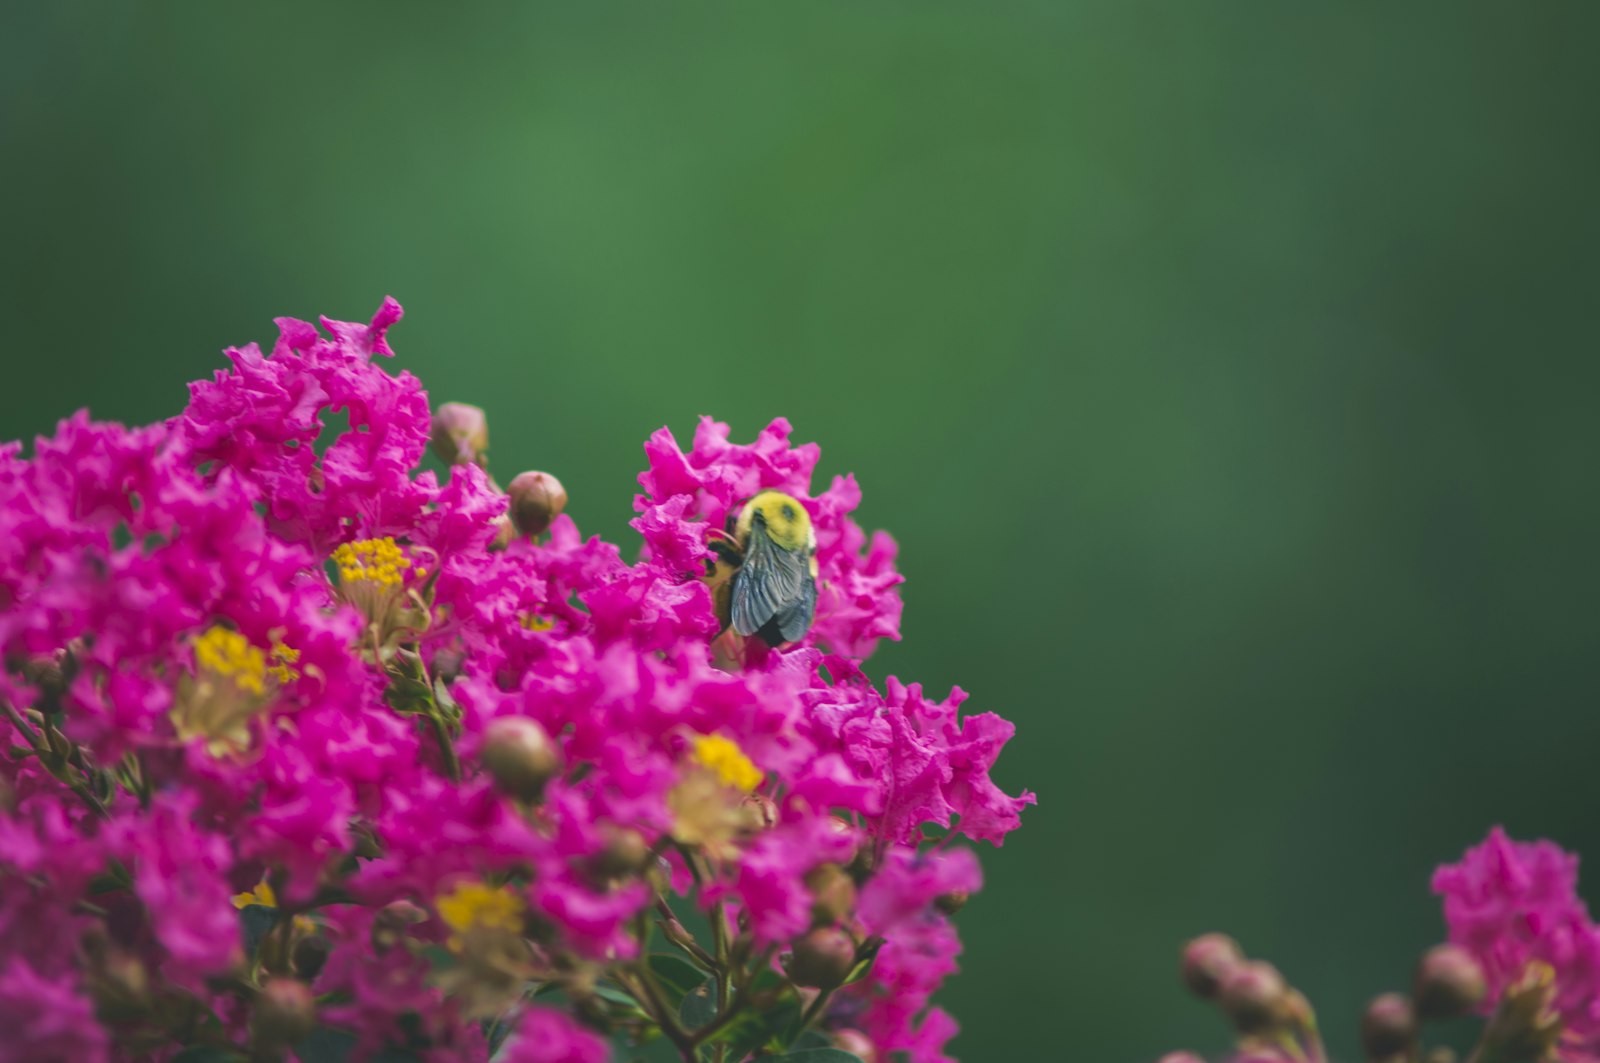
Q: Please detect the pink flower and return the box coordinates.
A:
[1434,827,1600,1057]
[111,795,242,990]
[499,1007,611,1063]
[0,962,108,1063]
[0,299,1028,1061]
[634,417,905,660]
[803,670,1035,848]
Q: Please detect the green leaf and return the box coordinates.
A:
[677,977,719,1030]
[722,995,800,1060]
[841,952,878,986]
[763,1051,865,1063]
[648,953,706,1006]
[294,1027,425,1063]
[591,983,642,1009]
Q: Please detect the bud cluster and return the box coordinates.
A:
[1161,826,1599,1063]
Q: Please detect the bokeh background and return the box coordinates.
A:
[4,4,1598,1060]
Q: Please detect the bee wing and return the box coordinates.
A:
[771,569,818,644]
[730,528,808,638]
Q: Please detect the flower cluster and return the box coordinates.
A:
[0,300,1033,1063]
[1160,827,1600,1063]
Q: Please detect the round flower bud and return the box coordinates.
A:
[251,977,317,1046]
[592,828,651,879]
[804,863,858,927]
[292,935,330,981]
[430,403,489,467]
[1413,944,1486,1020]
[507,471,567,537]
[787,927,857,989]
[934,890,970,916]
[1217,960,1289,1034]
[1181,933,1244,1000]
[481,716,561,802]
[1361,993,1417,1058]
[833,1029,878,1063]
[371,899,426,952]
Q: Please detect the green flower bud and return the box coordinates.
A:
[293,935,330,981]
[804,863,858,927]
[481,716,561,802]
[507,471,567,537]
[591,827,651,879]
[787,927,857,989]
[1483,961,1563,1063]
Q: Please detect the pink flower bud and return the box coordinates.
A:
[1217,960,1289,1034]
[1361,992,1417,1058]
[1181,933,1243,999]
[1413,944,1486,1020]
[834,1029,879,1063]
[251,978,317,1047]
[430,402,489,466]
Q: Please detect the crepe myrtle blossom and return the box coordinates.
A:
[0,299,1033,1063]
[1159,827,1600,1063]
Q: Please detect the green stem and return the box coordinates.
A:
[688,987,751,1047]
[3,701,110,820]
[425,710,461,783]
[624,966,698,1063]
[795,986,836,1040]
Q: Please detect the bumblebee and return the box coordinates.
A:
[705,490,818,647]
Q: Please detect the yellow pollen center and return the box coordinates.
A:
[520,613,555,632]
[691,734,764,793]
[268,642,301,685]
[194,626,267,695]
[231,880,277,909]
[436,882,524,949]
[333,537,413,587]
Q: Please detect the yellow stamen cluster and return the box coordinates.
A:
[333,537,413,587]
[520,613,555,632]
[231,880,278,909]
[691,733,764,793]
[268,642,301,685]
[194,626,268,696]
[436,881,525,951]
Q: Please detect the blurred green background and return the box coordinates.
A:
[4,4,1598,1060]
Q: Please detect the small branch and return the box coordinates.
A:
[620,966,697,1062]
[795,985,836,1039]
[688,987,751,1048]
[3,701,110,820]
[425,710,461,782]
